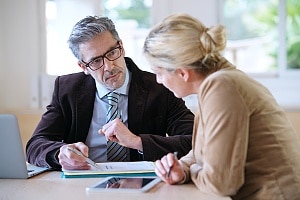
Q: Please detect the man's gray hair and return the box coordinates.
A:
[67,16,121,60]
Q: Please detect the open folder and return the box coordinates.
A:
[62,161,156,178]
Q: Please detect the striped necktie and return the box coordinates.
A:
[106,92,128,161]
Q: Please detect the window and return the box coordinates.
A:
[222,0,300,76]
[102,0,152,72]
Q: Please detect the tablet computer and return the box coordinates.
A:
[86,176,161,193]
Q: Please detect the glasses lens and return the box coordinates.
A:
[87,46,122,71]
[106,48,122,61]
[89,57,104,70]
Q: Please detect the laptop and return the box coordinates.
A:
[0,114,49,179]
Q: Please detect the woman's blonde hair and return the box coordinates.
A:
[143,13,226,75]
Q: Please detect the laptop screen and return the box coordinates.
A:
[0,114,48,178]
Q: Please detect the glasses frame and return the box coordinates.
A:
[81,41,123,71]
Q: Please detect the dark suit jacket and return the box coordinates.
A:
[26,57,194,169]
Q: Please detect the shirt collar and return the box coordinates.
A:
[96,67,130,98]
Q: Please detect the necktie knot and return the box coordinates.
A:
[107,92,120,107]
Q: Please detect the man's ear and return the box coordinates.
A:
[119,40,125,56]
[78,61,90,75]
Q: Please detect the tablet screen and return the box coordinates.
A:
[86,177,161,193]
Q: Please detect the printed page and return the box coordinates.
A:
[93,161,155,172]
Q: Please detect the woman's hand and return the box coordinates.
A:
[155,153,185,184]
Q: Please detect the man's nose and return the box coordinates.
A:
[102,58,114,70]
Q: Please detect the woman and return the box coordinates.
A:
[143,13,300,200]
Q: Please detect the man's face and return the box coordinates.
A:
[78,31,127,90]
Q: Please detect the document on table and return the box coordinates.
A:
[62,161,156,178]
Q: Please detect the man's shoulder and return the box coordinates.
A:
[57,72,92,83]
[56,72,95,89]
[58,71,87,80]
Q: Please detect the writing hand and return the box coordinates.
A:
[58,142,91,170]
[155,152,185,184]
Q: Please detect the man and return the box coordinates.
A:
[26,16,194,170]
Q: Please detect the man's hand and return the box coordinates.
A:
[58,142,91,170]
[99,118,143,151]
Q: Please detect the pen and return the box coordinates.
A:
[67,147,99,168]
[166,151,178,178]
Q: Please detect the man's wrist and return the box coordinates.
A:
[131,135,143,152]
[45,149,61,169]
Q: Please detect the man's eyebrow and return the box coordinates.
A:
[87,42,119,62]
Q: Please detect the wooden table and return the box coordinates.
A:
[0,171,231,200]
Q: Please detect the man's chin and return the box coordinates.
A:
[105,81,124,91]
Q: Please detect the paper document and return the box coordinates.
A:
[62,161,156,178]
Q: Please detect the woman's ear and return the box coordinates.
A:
[78,61,90,75]
[176,68,190,82]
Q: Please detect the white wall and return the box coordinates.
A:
[0,0,98,111]
[0,0,42,111]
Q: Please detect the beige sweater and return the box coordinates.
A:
[180,60,300,200]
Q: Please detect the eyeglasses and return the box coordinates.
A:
[81,42,123,71]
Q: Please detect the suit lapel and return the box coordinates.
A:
[126,57,148,132]
[75,76,96,141]
[128,83,148,132]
